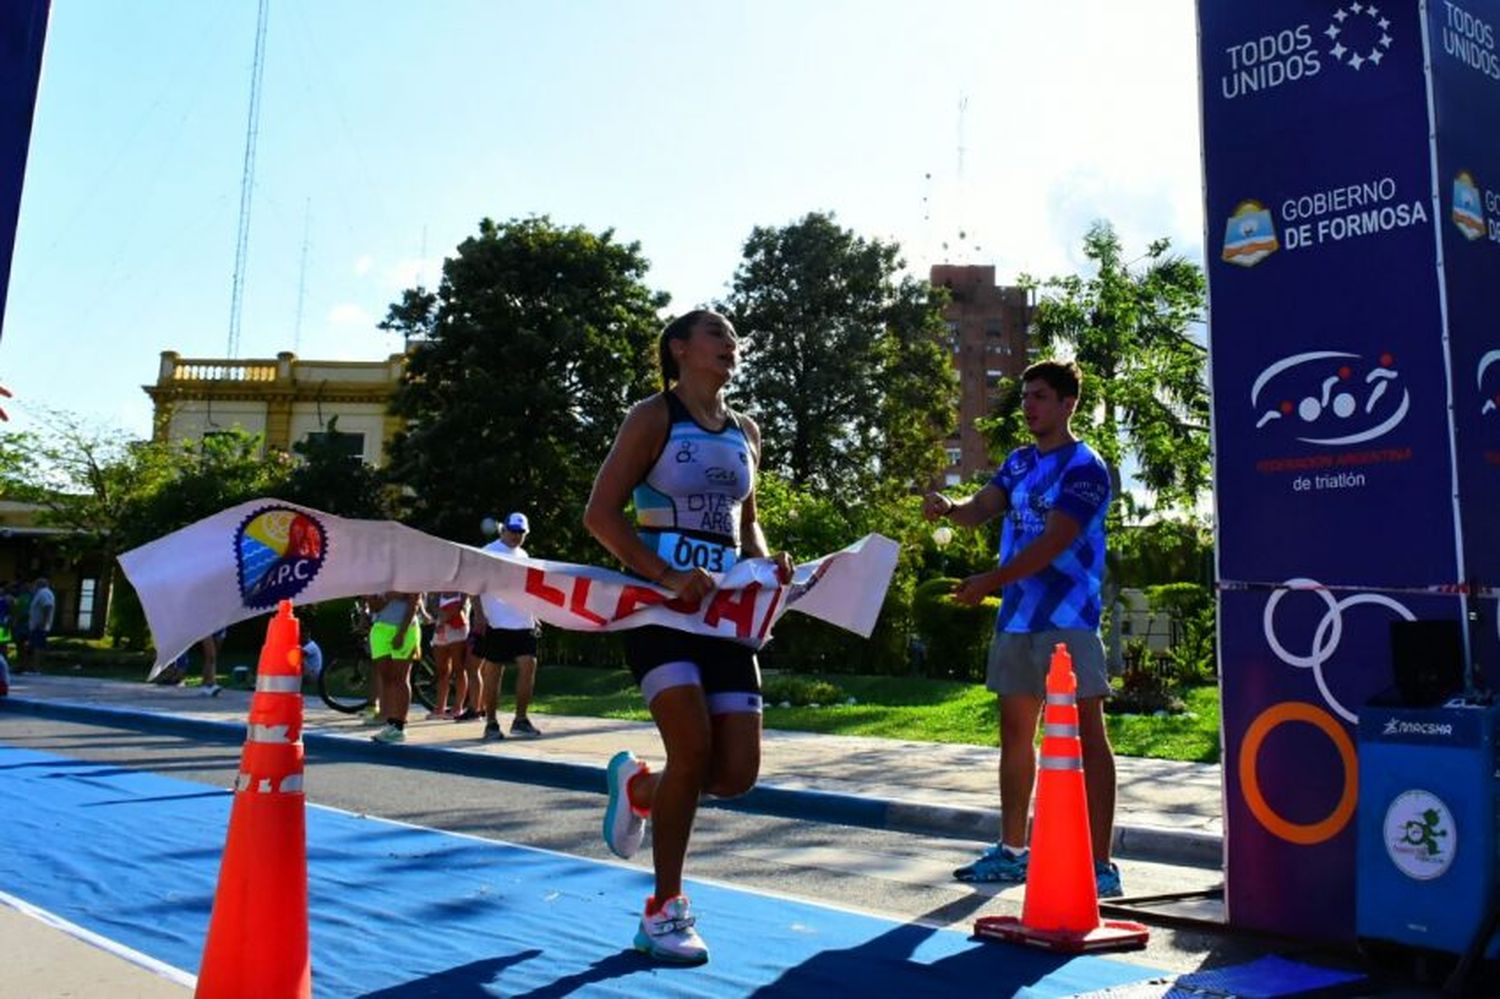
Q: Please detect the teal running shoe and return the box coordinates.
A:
[634,894,708,965]
[603,750,649,859]
[953,844,1029,883]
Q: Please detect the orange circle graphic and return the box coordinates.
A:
[1238,701,1358,846]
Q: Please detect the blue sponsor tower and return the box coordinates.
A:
[1198,1,1500,941]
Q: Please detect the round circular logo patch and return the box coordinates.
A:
[235,505,327,609]
[1383,789,1456,881]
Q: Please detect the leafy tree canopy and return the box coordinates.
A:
[381,216,667,556]
[720,211,955,501]
[980,220,1209,522]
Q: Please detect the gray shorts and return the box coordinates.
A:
[986,629,1110,699]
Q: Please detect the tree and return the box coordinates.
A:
[8,413,294,647]
[15,408,177,559]
[981,221,1209,666]
[380,217,666,555]
[720,212,955,500]
[112,429,294,554]
[982,221,1209,518]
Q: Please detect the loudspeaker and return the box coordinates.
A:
[1388,619,1465,707]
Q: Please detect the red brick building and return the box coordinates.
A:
[929,264,1034,484]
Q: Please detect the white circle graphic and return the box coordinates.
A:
[1383,789,1456,881]
[1263,579,1416,723]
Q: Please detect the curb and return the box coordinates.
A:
[1,695,1224,868]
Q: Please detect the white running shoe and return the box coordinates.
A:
[634,895,708,965]
[371,723,405,744]
[200,684,222,697]
[603,750,649,859]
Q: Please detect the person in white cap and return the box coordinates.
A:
[473,511,543,740]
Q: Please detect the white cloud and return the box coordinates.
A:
[385,257,441,290]
[328,303,373,326]
[354,255,374,276]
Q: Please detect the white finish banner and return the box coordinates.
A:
[117,500,900,672]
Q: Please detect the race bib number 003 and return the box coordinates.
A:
[655,531,738,573]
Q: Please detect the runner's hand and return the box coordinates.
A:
[660,567,715,604]
[771,551,794,583]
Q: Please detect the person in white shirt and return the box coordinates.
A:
[26,577,54,673]
[474,512,543,740]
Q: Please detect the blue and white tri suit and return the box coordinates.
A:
[624,391,763,715]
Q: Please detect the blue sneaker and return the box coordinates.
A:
[1095,860,1123,898]
[953,844,1028,883]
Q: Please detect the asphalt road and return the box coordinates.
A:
[0,714,1438,992]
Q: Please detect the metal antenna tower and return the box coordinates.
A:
[226,0,269,358]
[956,94,968,182]
[293,197,309,352]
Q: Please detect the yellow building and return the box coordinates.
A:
[145,350,405,463]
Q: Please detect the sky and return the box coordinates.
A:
[3,0,1204,439]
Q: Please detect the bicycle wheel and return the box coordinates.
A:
[410,653,438,711]
[318,656,374,713]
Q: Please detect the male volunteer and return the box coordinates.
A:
[923,359,1122,898]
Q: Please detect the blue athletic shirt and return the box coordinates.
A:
[990,440,1110,633]
[632,391,754,575]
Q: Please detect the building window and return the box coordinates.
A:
[984,321,1003,338]
[946,321,961,353]
[304,431,365,462]
[944,471,961,487]
[945,447,961,466]
[77,578,97,632]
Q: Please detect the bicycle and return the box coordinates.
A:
[317,603,439,714]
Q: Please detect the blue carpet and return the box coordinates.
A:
[0,743,1162,997]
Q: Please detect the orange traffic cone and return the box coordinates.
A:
[974,642,1148,953]
[196,600,311,998]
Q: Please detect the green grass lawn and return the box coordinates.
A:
[36,644,1222,764]
[524,665,1222,764]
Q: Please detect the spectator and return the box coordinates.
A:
[474,512,543,741]
[426,592,470,719]
[366,591,421,744]
[198,628,227,696]
[26,577,54,673]
[12,582,32,668]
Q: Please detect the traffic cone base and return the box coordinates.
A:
[973,915,1150,954]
